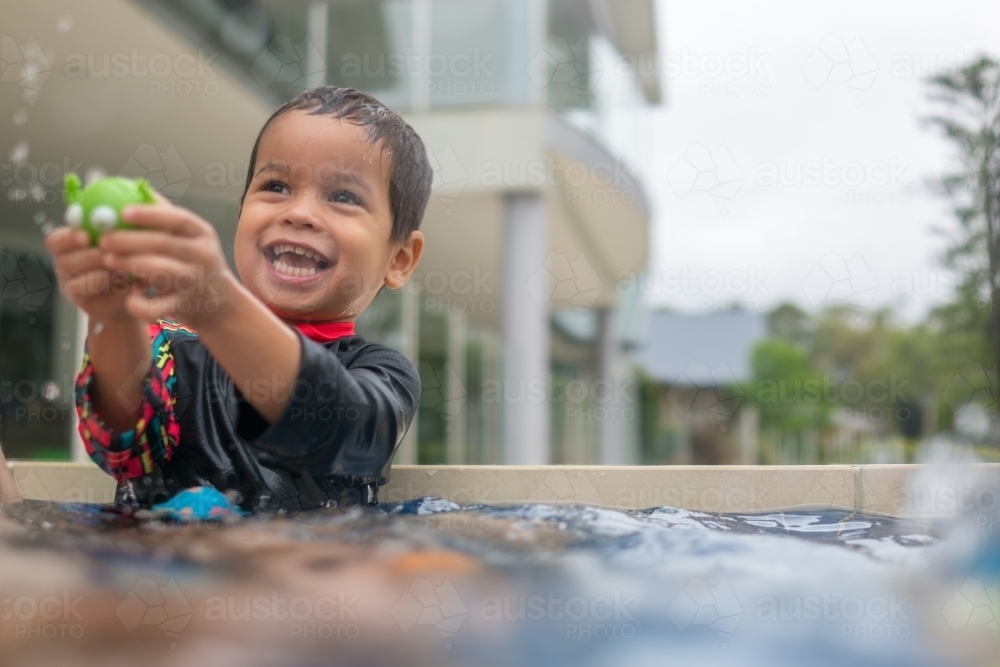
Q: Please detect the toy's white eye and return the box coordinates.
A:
[89,205,117,230]
[65,204,83,228]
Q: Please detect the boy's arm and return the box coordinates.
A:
[85,317,151,432]
[101,203,301,424]
[187,277,302,423]
[44,226,153,432]
[250,335,421,479]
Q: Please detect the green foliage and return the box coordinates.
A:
[749,302,983,436]
[750,337,830,432]
[925,55,1000,362]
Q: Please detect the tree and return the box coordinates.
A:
[926,56,1000,364]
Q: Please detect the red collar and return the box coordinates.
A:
[293,321,356,342]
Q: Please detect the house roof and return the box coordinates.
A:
[632,310,768,386]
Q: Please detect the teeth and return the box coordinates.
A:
[271,259,318,278]
[270,243,323,264]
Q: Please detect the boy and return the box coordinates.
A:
[44,87,430,512]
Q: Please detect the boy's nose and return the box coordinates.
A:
[281,196,322,229]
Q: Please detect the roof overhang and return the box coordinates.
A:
[403,107,650,329]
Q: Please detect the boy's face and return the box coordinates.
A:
[235,110,409,322]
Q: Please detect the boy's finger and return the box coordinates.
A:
[45,227,90,254]
[104,255,196,288]
[62,270,113,298]
[55,247,104,276]
[124,292,167,322]
[126,292,208,323]
[121,204,208,238]
[101,230,200,260]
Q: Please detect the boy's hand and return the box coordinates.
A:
[45,227,139,322]
[100,197,237,328]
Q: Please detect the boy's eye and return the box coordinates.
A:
[263,180,288,194]
[329,190,360,205]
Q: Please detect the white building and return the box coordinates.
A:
[0,0,659,465]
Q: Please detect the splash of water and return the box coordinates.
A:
[9,141,28,164]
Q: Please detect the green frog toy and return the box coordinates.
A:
[64,173,157,245]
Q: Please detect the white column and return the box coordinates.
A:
[395,287,420,464]
[738,404,759,465]
[525,0,547,106]
[502,192,549,464]
[445,310,467,464]
[674,389,693,464]
[306,3,328,88]
[596,307,636,465]
[410,0,432,111]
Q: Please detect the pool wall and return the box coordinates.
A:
[7,462,998,518]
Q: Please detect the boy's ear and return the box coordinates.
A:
[384,231,424,289]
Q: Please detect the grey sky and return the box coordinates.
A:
[641,0,1000,321]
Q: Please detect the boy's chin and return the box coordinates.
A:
[265,300,332,321]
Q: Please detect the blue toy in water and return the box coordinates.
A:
[151,486,245,520]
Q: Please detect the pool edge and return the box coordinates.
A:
[7,461,998,518]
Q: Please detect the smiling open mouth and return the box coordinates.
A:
[264,242,331,278]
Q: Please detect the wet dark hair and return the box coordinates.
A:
[241,86,432,245]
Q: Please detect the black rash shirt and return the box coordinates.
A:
[75,319,420,513]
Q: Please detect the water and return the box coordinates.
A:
[0,497,991,667]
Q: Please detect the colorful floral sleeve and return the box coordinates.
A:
[75,321,188,481]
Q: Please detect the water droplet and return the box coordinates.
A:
[12,110,27,126]
[40,381,60,402]
[9,141,28,164]
[60,341,70,351]
[40,222,54,235]
[7,186,26,201]
[34,211,46,224]
[84,166,106,185]
[93,321,105,335]
[56,15,74,32]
